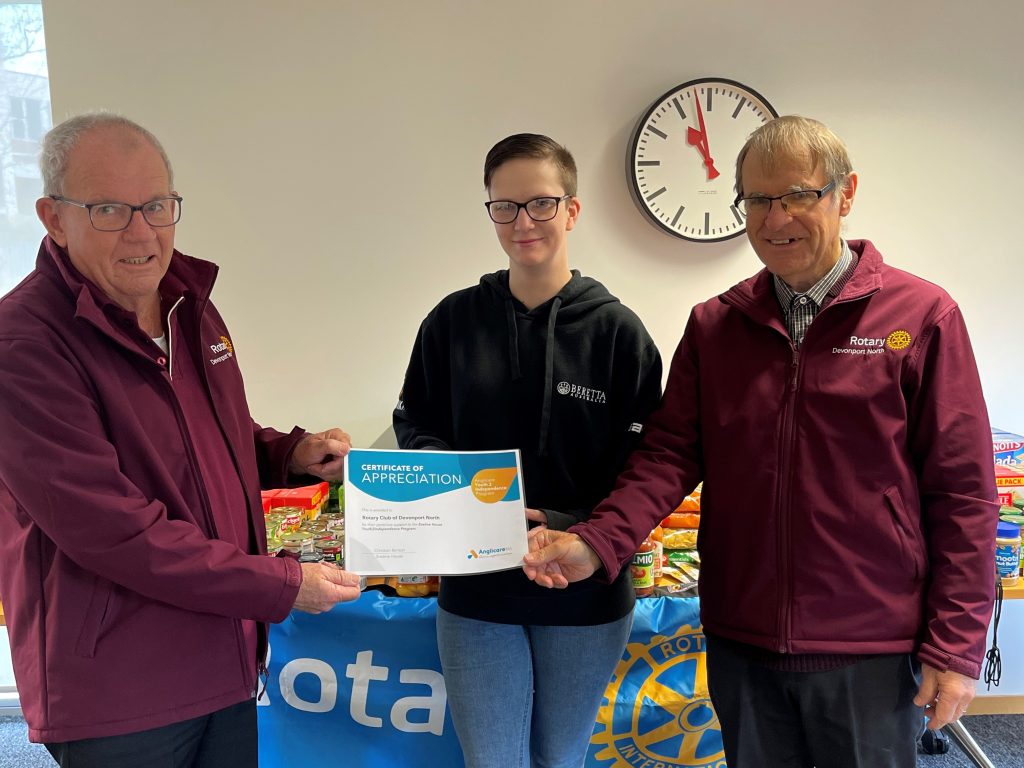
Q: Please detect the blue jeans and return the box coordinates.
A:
[436,607,632,768]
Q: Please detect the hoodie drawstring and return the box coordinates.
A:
[504,298,522,380]
[537,296,562,457]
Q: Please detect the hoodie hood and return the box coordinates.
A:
[479,270,619,455]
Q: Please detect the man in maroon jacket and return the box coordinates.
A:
[0,113,361,767]
[523,116,997,768]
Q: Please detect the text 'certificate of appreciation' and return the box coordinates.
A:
[344,448,528,576]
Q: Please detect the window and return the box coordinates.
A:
[0,2,49,298]
[10,95,49,141]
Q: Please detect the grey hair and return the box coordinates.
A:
[40,112,174,196]
[734,115,852,200]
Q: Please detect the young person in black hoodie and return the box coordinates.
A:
[393,134,663,767]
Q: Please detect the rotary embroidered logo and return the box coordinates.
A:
[209,335,234,366]
[885,330,912,350]
[590,623,725,767]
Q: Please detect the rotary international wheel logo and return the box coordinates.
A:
[885,329,912,350]
[589,623,725,768]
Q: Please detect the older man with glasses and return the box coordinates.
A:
[0,113,362,768]
[524,115,998,768]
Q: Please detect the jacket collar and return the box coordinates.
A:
[721,239,883,325]
[36,235,219,339]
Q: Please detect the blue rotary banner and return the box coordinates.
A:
[258,592,720,768]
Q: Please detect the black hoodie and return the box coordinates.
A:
[394,269,662,625]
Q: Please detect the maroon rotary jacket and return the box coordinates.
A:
[574,240,998,678]
[0,237,304,742]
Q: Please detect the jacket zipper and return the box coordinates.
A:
[775,343,801,653]
[772,292,868,653]
[180,295,259,693]
[722,275,881,653]
[163,299,250,684]
[165,296,184,381]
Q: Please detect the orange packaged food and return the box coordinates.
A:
[674,492,701,513]
[662,511,701,529]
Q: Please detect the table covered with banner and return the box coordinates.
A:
[258,591,725,768]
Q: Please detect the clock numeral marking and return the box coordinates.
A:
[647,125,668,140]
[671,206,685,227]
[732,97,747,119]
[704,212,710,235]
[706,89,712,111]
[731,205,744,225]
[637,160,660,167]
[646,187,668,203]
[672,97,686,121]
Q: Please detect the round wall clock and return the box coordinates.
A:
[628,77,779,243]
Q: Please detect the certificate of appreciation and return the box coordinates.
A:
[343,448,528,576]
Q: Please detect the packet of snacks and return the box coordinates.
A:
[662,528,699,550]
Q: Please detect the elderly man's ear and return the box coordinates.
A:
[36,197,69,247]
[838,172,858,217]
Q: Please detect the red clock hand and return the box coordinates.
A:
[687,92,720,180]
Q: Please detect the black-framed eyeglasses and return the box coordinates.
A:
[484,195,572,224]
[733,180,836,217]
[49,195,183,232]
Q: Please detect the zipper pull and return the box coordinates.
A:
[256,660,270,701]
[790,348,800,392]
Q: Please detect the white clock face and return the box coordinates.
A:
[629,78,778,243]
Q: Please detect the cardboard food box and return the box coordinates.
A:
[995,463,1024,510]
[260,489,280,514]
[271,482,329,520]
[993,428,1024,468]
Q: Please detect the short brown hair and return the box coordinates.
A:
[484,133,577,196]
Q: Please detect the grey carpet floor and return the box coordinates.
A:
[0,714,1021,766]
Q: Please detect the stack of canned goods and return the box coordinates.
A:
[264,505,345,567]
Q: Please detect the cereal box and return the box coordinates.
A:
[995,463,1024,509]
[993,428,1024,468]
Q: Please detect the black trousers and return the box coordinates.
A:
[44,698,257,768]
[706,636,923,768]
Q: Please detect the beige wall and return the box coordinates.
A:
[41,0,1024,444]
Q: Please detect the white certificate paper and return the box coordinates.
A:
[343,448,528,576]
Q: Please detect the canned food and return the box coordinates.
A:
[280,531,314,555]
[315,538,344,565]
[265,513,285,537]
[320,513,345,533]
[276,506,305,533]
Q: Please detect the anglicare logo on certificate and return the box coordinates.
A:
[344,448,528,576]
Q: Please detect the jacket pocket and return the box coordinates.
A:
[73,577,114,659]
[883,486,926,582]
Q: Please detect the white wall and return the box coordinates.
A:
[40,0,1024,445]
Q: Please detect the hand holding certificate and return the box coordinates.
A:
[343,448,529,576]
